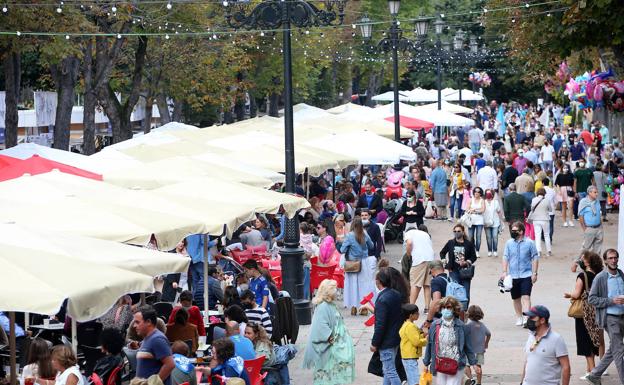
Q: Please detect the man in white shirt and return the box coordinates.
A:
[542,176,557,244]
[468,126,484,154]
[405,225,435,310]
[539,140,555,173]
[458,146,474,173]
[477,160,499,191]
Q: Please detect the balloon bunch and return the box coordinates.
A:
[469,72,491,87]
[563,68,624,111]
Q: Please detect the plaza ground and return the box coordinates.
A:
[289,211,621,385]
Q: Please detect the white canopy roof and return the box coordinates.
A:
[372,91,412,102]
[442,88,483,101]
[415,101,474,114]
[369,102,474,127]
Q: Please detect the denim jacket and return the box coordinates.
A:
[423,318,477,375]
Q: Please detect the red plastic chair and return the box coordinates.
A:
[106,365,123,385]
[246,244,267,254]
[270,270,282,290]
[310,263,337,293]
[231,249,254,264]
[332,268,345,289]
[244,356,267,385]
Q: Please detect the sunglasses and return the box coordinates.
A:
[453,230,463,234]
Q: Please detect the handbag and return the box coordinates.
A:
[524,220,535,240]
[342,246,361,273]
[459,212,473,228]
[458,265,475,281]
[435,324,458,375]
[526,197,544,224]
[568,272,588,318]
[566,187,575,198]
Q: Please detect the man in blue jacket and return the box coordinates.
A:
[430,159,450,220]
[371,268,403,385]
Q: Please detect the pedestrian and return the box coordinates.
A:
[464,305,490,385]
[515,169,535,205]
[476,160,498,192]
[466,187,485,257]
[502,221,539,327]
[449,163,465,220]
[361,209,383,259]
[483,188,502,257]
[542,177,557,243]
[564,251,604,379]
[555,164,575,227]
[357,181,383,221]
[430,159,450,220]
[340,216,375,316]
[440,224,476,305]
[371,268,404,385]
[585,249,624,384]
[242,260,270,310]
[529,188,554,257]
[401,189,425,230]
[592,161,608,221]
[573,158,595,220]
[540,140,555,173]
[405,225,434,310]
[133,306,175,385]
[399,304,428,385]
[422,296,478,385]
[501,158,519,196]
[503,183,529,235]
[578,186,603,255]
[303,279,355,385]
[520,305,571,385]
[37,346,85,385]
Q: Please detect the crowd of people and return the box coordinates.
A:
[2,100,623,385]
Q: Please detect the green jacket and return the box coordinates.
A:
[503,192,529,222]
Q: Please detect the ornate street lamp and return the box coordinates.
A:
[433,18,444,111]
[223,0,347,324]
[413,16,429,38]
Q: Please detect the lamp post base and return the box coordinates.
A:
[279,244,312,325]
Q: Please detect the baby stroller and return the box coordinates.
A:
[383,198,405,244]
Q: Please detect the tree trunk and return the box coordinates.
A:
[249,96,257,118]
[96,36,148,143]
[4,49,20,148]
[82,38,97,155]
[269,92,280,117]
[142,96,153,133]
[51,56,80,150]
[172,98,183,122]
[234,97,246,121]
[156,94,171,123]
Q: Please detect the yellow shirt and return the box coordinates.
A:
[399,320,427,359]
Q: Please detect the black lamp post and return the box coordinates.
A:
[224,0,346,325]
[469,36,479,98]
[453,30,465,103]
[359,0,417,143]
[433,18,444,112]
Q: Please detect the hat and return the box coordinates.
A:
[523,305,550,320]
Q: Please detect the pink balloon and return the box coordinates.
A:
[594,85,604,101]
[614,81,624,94]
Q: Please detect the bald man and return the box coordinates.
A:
[225,321,255,360]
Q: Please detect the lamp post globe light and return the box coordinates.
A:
[224,0,347,324]
[358,0,416,143]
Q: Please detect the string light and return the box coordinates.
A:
[111,5,117,12]
[166,1,172,10]
[2,4,7,13]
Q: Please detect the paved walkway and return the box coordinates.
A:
[288,211,621,385]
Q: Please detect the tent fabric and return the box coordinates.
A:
[0,154,103,181]
[384,115,434,130]
[441,88,483,101]
[416,101,474,114]
[371,91,412,102]
[370,102,474,127]
[0,222,188,321]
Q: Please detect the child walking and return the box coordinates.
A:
[465,305,491,385]
[399,304,428,385]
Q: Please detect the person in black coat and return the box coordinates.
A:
[361,209,383,259]
[371,268,403,385]
[440,223,477,304]
[357,181,384,220]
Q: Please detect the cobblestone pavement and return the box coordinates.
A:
[288,211,621,385]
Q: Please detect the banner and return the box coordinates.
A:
[34,91,58,127]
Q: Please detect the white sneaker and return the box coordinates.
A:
[515,317,524,326]
[569,221,575,227]
[563,222,569,227]
[580,372,590,380]
[487,252,492,257]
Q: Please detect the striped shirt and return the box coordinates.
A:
[245,307,273,338]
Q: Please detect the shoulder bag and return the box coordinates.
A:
[459,265,475,281]
[343,246,361,273]
[526,197,544,224]
[567,272,587,318]
[435,323,458,375]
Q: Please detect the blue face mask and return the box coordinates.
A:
[441,308,454,320]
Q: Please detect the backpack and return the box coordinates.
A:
[443,277,468,303]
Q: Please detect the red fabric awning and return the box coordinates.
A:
[385,115,435,131]
[0,154,103,182]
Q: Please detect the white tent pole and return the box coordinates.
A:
[203,234,209,325]
[71,318,77,354]
[24,313,29,329]
[9,312,17,385]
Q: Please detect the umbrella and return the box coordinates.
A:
[0,154,102,181]
[384,115,435,131]
[0,222,189,385]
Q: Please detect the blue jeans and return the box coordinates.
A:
[303,265,310,300]
[190,261,203,296]
[484,225,499,253]
[470,142,480,154]
[449,269,472,305]
[450,194,464,219]
[380,347,401,385]
[401,359,420,385]
[469,225,483,252]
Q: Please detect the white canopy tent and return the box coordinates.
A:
[371,91,413,102]
[368,102,474,127]
[442,88,483,101]
[407,88,440,102]
[415,101,474,114]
